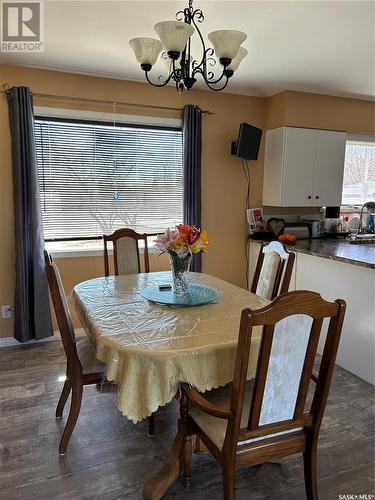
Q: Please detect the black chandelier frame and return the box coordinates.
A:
[141,0,234,93]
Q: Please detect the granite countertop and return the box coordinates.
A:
[251,238,375,269]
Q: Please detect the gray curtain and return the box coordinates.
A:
[183,105,202,272]
[7,87,52,342]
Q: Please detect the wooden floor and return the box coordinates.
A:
[0,341,373,500]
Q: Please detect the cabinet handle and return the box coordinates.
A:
[308,196,312,199]
[315,195,320,199]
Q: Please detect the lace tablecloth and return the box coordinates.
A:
[73,272,269,423]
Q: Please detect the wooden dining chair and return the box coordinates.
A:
[44,250,106,454]
[103,228,150,277]
[179,290,346,499]
[251,240,295,300]
[102,230,155,436]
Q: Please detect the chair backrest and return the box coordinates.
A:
[223,290,346,453]
[251,241,295,300]
[44,250,80,370]
[103,228,150,277]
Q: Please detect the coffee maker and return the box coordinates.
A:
[311,220,322,238]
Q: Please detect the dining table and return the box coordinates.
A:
[73,271,269,498]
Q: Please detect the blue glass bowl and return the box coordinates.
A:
[140,283,222,307]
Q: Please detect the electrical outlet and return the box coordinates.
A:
[2,305,13,319]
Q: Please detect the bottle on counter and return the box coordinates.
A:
[368,213,375,233]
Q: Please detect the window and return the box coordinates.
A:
[342,139,375,206]
[35,117,183,241]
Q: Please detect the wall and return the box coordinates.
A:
[0,64,265,336]
[0,64,373,338]
[266,90,374,133]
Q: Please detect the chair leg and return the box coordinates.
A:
[148,413,155,437]
[179,388,193,489]
[182,435,192,488]
[303,441,318,500]
[58,379,83,455]
[56,379,71,418]
[222,465,236,500]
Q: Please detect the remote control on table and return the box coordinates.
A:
[159,284,172,291]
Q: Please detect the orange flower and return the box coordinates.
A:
[177,224,201,246]
[176,224,191,237]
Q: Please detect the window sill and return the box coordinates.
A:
[49,248,109,259]
[340,206,362,214]
[46,242,158,259]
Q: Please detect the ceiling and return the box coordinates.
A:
[1,0,374,99]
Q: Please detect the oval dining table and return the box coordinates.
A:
[73,271,269,498]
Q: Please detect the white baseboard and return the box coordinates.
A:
[0,328,86,348]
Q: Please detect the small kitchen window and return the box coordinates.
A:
[342,136,375,207]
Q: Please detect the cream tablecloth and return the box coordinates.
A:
[73,272,269,423]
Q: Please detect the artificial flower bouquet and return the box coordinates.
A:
[154,224,209,257]
[154,225,209,293]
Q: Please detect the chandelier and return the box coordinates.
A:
[129,0,248,93]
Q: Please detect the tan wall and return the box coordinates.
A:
[1,64,373,337]
[266,90,374,133]
[0,64,265,335]
[265,92,288,130]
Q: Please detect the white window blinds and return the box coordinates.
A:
[34,117,183,240]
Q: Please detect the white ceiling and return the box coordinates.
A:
[1,0,374,99]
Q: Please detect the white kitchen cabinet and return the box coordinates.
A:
[282,127,317,207]
[263,126,346,207]
[313,130,346,206]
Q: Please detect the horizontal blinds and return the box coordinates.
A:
[34,118,183,239]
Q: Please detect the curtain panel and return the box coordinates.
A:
[182,105,202,272]
[7,87,52,342]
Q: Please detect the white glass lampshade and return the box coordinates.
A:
[154,21,194,54]
[226,47,248,72]
[208,30,247,61]
[129,37,162,65]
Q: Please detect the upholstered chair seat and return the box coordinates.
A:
[189,382,303,451]
[190,383,252,450]
[76,338,106,375]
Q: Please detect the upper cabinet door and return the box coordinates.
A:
[281,127,317,206]
[313,130,346,207]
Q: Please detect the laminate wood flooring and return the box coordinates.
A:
[0,341,373,500]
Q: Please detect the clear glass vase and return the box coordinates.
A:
[168,251,192,294]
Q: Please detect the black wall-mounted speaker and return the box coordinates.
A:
[231,123,263,160]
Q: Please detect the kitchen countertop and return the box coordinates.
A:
[250,238,375,269]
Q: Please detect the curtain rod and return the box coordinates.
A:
[1,86,215,115]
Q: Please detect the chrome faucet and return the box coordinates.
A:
[359,201,375,233]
